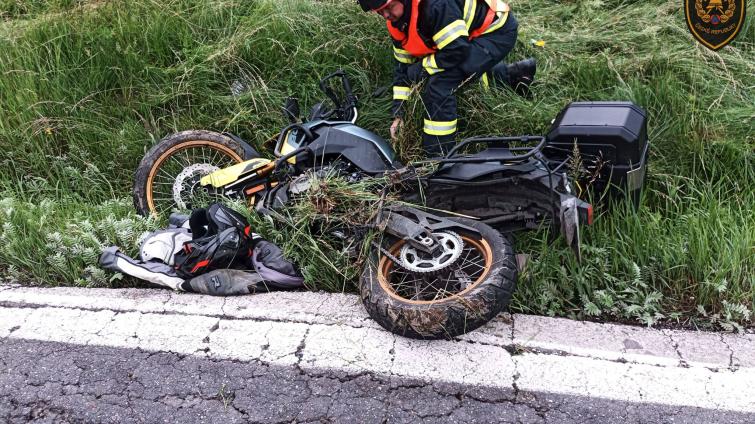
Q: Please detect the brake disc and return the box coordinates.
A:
[398,231,464,275]
[173,164,220,210]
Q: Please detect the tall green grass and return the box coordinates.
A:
[0,0,752,329]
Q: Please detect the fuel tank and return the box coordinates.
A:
[304,122,400,175]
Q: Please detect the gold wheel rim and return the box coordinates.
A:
[146,140,243,216]
[377,234,493,305]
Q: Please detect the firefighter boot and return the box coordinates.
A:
[506,58,536,97]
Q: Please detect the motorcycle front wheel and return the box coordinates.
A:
[359,217,517,339]
[133,130,251,216]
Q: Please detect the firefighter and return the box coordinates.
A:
[358,0,536,156]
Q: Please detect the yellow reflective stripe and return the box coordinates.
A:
[393,86,411,100]
[393,46,416,64]
[423,119,457,136]
[482,10,509,35]
[422,54,444,75]
[433,20,468,49]
[481,72,490,90]
[463,0,476,30]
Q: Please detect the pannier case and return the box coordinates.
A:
[545,101,649,206]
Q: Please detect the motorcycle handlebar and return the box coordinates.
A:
[318,70,358,115]
[340,73,354,99]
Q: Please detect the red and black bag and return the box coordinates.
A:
[173,204,255,279]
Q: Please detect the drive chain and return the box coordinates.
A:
[370,240,412,272]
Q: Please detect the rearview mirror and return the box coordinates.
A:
[282,97,300,123]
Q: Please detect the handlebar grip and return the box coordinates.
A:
[318,70,345,92]
[341,74,354,97]
[317,70,358,120]
[319,82,340,109]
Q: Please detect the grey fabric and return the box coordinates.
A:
[168,213,191,229]
[139,228,192,265]
[251,241,305,289]
[184,269,269,296]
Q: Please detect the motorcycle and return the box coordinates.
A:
[132,70,648,339]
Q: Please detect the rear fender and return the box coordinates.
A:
[559,196,593,261]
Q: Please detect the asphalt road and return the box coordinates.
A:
[2,337,752,424]
[2,285,754,423]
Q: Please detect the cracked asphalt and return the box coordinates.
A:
[3,338,752,424]
[1,285,754,423]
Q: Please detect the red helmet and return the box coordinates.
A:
[357,0,391,12]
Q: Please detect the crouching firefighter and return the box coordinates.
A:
[358,0,536,156]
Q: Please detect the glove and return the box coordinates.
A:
[390,117,404,140]
[183,269,267,296]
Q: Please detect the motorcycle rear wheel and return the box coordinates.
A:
[360,218,517,339]
[133,130,250,216]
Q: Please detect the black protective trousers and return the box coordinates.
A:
[410,14,518,156]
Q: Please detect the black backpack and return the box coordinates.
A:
[173,204,254,279]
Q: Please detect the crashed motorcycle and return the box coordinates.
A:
[133,71,648,339]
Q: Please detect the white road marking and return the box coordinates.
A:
[1,285,754,412]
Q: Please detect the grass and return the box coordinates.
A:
[0,0,753,329]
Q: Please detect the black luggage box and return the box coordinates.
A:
[544,101,649,206]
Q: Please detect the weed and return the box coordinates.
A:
[0,0,752,329]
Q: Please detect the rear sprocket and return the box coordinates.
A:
[398,231,464,276]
